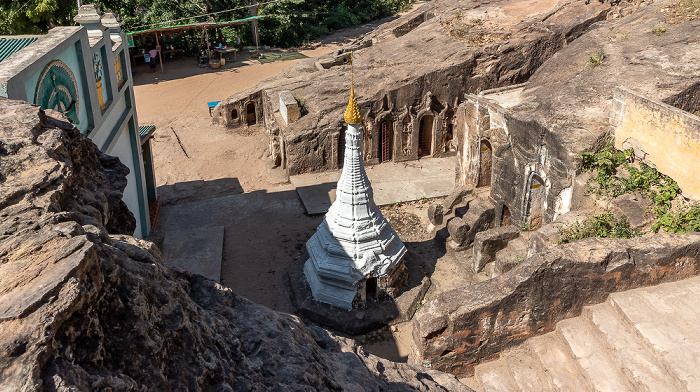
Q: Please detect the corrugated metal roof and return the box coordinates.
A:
[139,125,156,144]
[0,37,38,63]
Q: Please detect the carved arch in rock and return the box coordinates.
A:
[416,109,436,157]
[246,101,257,126]
[522,164,550,230]
[477,139,493,188]
[375,112,394,163]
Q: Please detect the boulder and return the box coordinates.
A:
[447,217,470,245]
[472,226,521,273]
[613,192,654,231]
[443,186,474,213]
[428,203,445,225]
[449,199,495,249]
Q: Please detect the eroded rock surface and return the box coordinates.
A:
[412,232,700,377]
[0,98,471,391]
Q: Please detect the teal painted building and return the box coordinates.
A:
[0,5,157,238]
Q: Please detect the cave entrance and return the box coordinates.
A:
[380,120,393,163]
[501,205,511,226]
[246,102,256,126]
[418,115,433,157]
[366,277,378,302]
[525,175,545,230]
[477,139,492,188]
[231,109,238,120]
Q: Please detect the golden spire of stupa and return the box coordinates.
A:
[344,52,362,125]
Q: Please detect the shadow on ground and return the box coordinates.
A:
[158,177,244,205]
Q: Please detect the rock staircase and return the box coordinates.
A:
[467,275,700,392]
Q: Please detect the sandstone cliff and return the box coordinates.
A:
[0,98,470,391]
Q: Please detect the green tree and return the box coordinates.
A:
[0,0,77,34]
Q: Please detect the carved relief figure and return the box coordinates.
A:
[402,114,412,155]
[362,123,373,159]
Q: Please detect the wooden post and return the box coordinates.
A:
[205,28,211,64]
[155,32,164,73]
[198,27,206,66]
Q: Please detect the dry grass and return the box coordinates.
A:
[440,13,510,47]
[666,0,700,23]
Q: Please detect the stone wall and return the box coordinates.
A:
[612,86,700,200]
[411,233,700,377]
[455,94,578,229]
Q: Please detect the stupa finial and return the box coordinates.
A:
[344,52,362,125]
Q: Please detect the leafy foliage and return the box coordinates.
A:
[653,204,700,233]
[588,50,606,68]
[580,144,680,215]
[579,143,699,236]
[559,212,642,244]
[0,0,77,34]
[1,0,410,48]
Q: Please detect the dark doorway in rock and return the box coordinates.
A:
[477,140,492,187]
[525,174,545,230]
[501,205,511,226]
[366,277,378,302]
[380,120,393,162]
[231,109,238,120]
[418,115,433,157]
[246,102,256,125]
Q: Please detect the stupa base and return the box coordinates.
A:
[285,252,430,335]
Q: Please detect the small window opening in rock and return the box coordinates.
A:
[501,205,511,226]
[366,277,378,301]
[231,109,238,120]
[382,96,389,111]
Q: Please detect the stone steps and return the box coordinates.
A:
[471,276,700,392]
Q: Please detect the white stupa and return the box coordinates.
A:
[304,67,407,310]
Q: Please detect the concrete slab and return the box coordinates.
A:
[290,156,456,214]
[163,226,225,283]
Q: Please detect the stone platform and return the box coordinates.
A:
[290,157,456,215]
[162,226,225,283]
[285,252,431,335]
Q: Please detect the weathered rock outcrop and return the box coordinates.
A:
[472,226,520,273]
[0,98,471,391]
[412,232,700,377]
[214,0,625,175]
